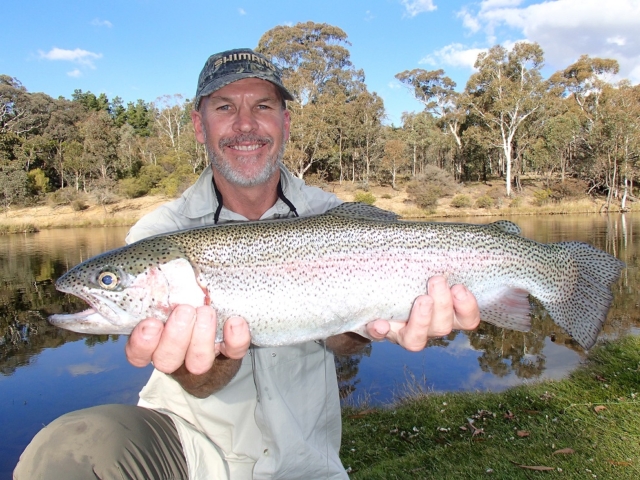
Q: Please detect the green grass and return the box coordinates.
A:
[341,335,640,479]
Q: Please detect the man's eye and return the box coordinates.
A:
[217,105,231,111]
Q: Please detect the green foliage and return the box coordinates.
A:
[353,191,376,205]
[533,189,552,206]
[0,164,29,208]
[118,178,146,198]
[3,27,639,207]
[475,195,494,209]
[119,164,166,198]
[27,168,50,195]
[450,194,471,208]
[381,193,392,199]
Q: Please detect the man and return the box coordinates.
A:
[15,48,480,479]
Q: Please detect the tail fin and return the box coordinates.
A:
[542,242,624,349]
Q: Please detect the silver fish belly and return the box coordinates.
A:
[49,203,624,349]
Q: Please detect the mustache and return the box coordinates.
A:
[219,134,273,148]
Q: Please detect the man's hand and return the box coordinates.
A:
[365,276,480,351]
[125,305,251,374]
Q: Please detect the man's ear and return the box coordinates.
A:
[191,108,206,144]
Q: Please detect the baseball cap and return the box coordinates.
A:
[194,48,294,110]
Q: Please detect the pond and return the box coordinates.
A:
[1,214,638,477]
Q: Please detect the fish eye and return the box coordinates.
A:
[98,271,119,290]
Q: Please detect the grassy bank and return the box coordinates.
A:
[341,335,640,479]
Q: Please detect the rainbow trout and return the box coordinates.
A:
[49,203,624,349]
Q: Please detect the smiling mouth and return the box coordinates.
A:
[221,134,272,153]
[229,144,263,151]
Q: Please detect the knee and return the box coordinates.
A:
[14,405,185,480]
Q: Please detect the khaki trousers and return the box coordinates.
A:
[13,404,188,480]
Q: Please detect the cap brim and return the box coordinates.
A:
[196,73,294,109]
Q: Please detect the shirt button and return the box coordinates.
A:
[263,449,269,456]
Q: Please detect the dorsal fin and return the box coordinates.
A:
[486,220,522,236]
[326,202,400,222]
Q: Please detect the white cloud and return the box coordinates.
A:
[39,47,103,68]
[90,18,113,28]
[238,7,246,15]
[365,10,375,21]
[457,7,481,33]
[459,0,640,82]
[400,0,437,18]
[420,43,487,70]
[66,363,112,376]
[67,69,82,77]
[388,80,402,89]
[607,36,626,47]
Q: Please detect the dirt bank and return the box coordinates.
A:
[1,180,632,232]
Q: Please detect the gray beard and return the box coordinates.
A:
[204,131,286,188]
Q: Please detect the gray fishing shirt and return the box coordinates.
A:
[126,164,346,480]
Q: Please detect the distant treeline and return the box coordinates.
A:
[1,21,638,210]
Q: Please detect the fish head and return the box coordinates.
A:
[49,238,207,335]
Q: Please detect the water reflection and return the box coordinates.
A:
[336,213,640,404]
[1,215,639,476]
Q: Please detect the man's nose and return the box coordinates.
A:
[233,106,258,132]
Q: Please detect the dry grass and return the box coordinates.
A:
[1,177,636,232]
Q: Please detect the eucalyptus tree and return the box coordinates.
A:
[152,94,191,153]
[381,132,409,190]
[395,69,467,179]
[345,90,385,185]
[550,56,624,203]
[257,22,373,179]
[44,98,84,188]
[79,111,119,183]
[550,55,620,132]
[465,42,546,196]
[594,82,640,208]
[400,111,438,176]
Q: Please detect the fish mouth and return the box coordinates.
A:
[49,308,134,335]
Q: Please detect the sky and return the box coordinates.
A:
[3,0,639,126]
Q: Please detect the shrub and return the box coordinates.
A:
[533,189,552,206]
[354,191,376,205]
[407,166,460,196]
[509,196,523,208]
[475,195,494,209]
[47,187,81,207]
[485,186,504,200]
[406,166,461,210]
[381,193,392,199]
[27,168,51,195]
[549,178,588,201]
[413,188,441,209]
[450,194,471,208]
[71,199,89,211]
[119,177,150,198]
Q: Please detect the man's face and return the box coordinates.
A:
[192,78,291,187]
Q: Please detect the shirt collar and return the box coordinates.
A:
[178,163,296,221]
